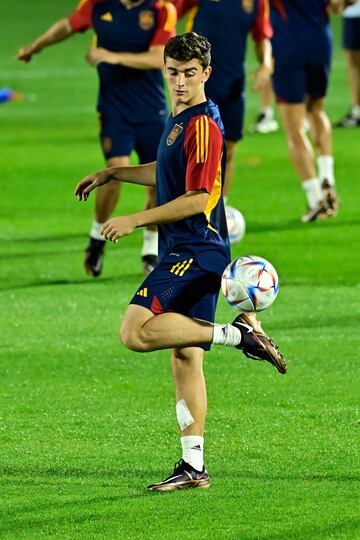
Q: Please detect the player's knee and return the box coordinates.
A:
[119,323,153,352]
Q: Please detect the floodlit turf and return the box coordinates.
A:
[1,3,359,539]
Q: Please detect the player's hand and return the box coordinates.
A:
[101,216,136,243]
[74,170,116,201]
[251,65,271,93]
[85,48,118,67]
[16,44,37,63]
[327,0,345,13]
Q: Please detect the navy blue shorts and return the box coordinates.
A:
[98,108,165,162]
[273,61,330,104]
[129,250,222,351]
[343,17,360,50]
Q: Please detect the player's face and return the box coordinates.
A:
[164,58,212,110]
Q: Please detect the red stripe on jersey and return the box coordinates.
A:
[171,0,197,18]
[184,115,223,194]
[270,0,288,20]
[151,1,177,46]
[68,0,102,32]
[252,0,273,41]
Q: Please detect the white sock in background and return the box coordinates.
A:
[90,219,105,241]
[351,104,360,118]
[302,178,323,208]
[262,106,274,120]
[141,229,158,257]
[317,155,335,186]
[181,435,204,472]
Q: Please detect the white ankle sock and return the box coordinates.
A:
[317,155,335,186]
[141,229,158,257]
[262,106,274,119]
[181,436,204,472]
[212,323,242,346]
[302,178,323,208]
[351,104,360,118]
[90,219,105,241]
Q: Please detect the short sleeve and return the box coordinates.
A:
[184,115,223,193]
[251,0,273,41]
[171,0,198,18]
[151,2,177,46]
[68,0,100,32]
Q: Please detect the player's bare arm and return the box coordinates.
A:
[16,18,73,62]
[85,45,165,70]
[251,39,272,92]
[101,190,209,243]
[75,162,157,201]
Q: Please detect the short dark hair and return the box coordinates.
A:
[164,32,211,70]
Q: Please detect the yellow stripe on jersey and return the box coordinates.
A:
[157,1,177,32]
[185,7,199,32]
[195,119,200,164]
[204,159,222,233]
[179,258,193,276]
[75,0,89,10]
[92,34,98,47]
[195,116,209,164]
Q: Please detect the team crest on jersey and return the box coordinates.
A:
[166,124,183,146]
[242,0,254,13]
[139,10,155,30]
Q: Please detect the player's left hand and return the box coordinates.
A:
[101,216,136,243]
[85,48,118,67]
[251,65,271,93]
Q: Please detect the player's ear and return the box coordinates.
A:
[202,66,212,84]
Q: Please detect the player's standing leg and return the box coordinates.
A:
[307,97,339,214]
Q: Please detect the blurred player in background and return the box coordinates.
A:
[75,32,286,492]
[334,0,360,127]
[249,77,279,134]
[17,0,177,276]
[172,0,273,200]
[270,0,340,223]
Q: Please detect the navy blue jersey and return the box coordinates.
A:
[270,0,332,64]
[174,0,272,99]
[69,0,176,123]
[156,99,230,276]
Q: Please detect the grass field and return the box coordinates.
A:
[1,3,360,538]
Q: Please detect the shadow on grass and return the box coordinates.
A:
[1,274,142,292]
[248,216,360,235]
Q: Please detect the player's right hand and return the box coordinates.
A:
[16,44,36,63]
[74,170,116,201]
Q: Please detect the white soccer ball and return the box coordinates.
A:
[225,206,246,244]
[221,255,279,312]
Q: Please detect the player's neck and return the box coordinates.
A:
[172,91,207,117]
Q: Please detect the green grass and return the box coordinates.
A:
[1,3,360,538]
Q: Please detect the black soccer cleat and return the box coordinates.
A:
[147,459,210,492]
[142,254,158,275]
[333,111,360,128]
[321,179,339,216]
[301,199,333,223]
[232,313,287,374]
[84,237,105,277]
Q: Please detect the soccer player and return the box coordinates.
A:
[171,0,273,198]
[334,0,360,127]
[75,32,286,492]
[270,0,340,222]
[16,0,177,276]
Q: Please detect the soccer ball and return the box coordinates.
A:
[221,255,279,312]
[225,206,246,244]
